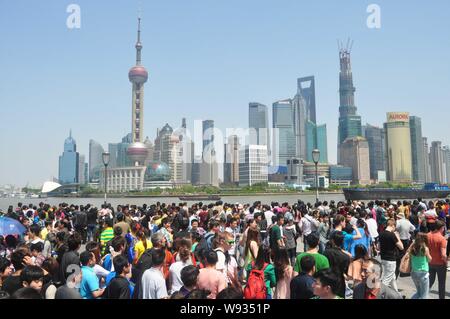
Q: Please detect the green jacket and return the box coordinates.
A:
[246,263,277,295]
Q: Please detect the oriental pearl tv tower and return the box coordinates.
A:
[127,17,149,166]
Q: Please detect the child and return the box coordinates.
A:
[30,242,46,267]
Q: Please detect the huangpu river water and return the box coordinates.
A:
[0,193,347,210]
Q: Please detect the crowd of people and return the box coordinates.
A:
[0,197,448,300]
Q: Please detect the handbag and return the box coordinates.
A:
[399,251,411,274]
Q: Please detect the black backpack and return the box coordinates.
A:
[131,248,154,299]
[194,233,215,264]
[74,212,87,228]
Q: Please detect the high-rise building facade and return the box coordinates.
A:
[423,137,432,183]
[108,143,118,169]
[200,120,218,186]
[363,124,385,181]
[306,121,328,163]
[89,139,105,182]
[292,92,307,161]
[78,155,86,185]
[202,120,215,152]
[384,112,413,182]
[272,99,295,168]
[442,146,450,184]
[224,135,240,184]
[174,118,193,184]
[409,116,425,183]
[337,43,362,164]
[340,136,370,185]
[116,133,133,168]
[58,131,79,185]
[153,124,173,169]
[298,76,316,124]
[239,145,268,186]
[249,103,270,155]
[430,141,445,184]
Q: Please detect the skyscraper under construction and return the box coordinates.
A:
[337,40,362,164]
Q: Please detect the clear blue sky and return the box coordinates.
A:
[1,0,450,187]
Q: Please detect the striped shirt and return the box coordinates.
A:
[100,227,114,255]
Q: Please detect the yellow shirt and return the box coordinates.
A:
[153,214,167,226]
[40,228,49,240]
[134,240,153,261]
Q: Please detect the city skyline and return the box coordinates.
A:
[1,1,450,186]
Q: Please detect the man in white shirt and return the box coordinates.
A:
[365,211,379,243]
[301,212,320,251]
[396,213,416,242]
[141,249,168,299]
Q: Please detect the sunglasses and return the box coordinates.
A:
[226,240,235,244]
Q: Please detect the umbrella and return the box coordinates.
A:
[0,216,27,236]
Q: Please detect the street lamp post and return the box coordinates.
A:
[102,152,110,206]
[312,149,321,204]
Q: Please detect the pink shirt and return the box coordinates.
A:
[197,267,227,299]
[274,265,294,299]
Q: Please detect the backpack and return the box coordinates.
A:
[74,212,87,228]
[194,233,215,263]
[131,248,154,299]
[244,263,268,299]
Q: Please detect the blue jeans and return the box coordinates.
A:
[87,224,97,242]
[411,271,430,299]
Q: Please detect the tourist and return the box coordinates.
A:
[290,255,316,299]
[245,247,276,299]
[114,213,130,238]
[58,233,81,285]
[244,228,260,270]
[176,265,199,298]
[349,218,372,258]
[104,255,132,299]
[312,269,342,299]
[409,233,432,299]
[273,248,294,299]
[353,258,402,299]
[168,239,193,294]
[395,212,416,278]
[141,248,169,299]
[197,251,227,299]
[323,231,351,298]
[55,266,82,299]
[213,232,238,284]
[100,218,114,256]
[269,214,285,253]
[283,214,298,267]
[301,210,320,251]
[378,219,404,292]
[347,244,370,287]
[20,265,44,293]
[317,212,330,254]
[133,230,152,264]
[80,251,105,299]
[294,232,330,275]
[86,207,98,242]
[0,257,12,290]
[85,241,110,287]
[427,220,447,299]
[225,217,240,258]
[30,242,45,267]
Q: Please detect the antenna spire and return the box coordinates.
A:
[135,16,143,65]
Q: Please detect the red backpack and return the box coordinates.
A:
[244,263,268,299]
